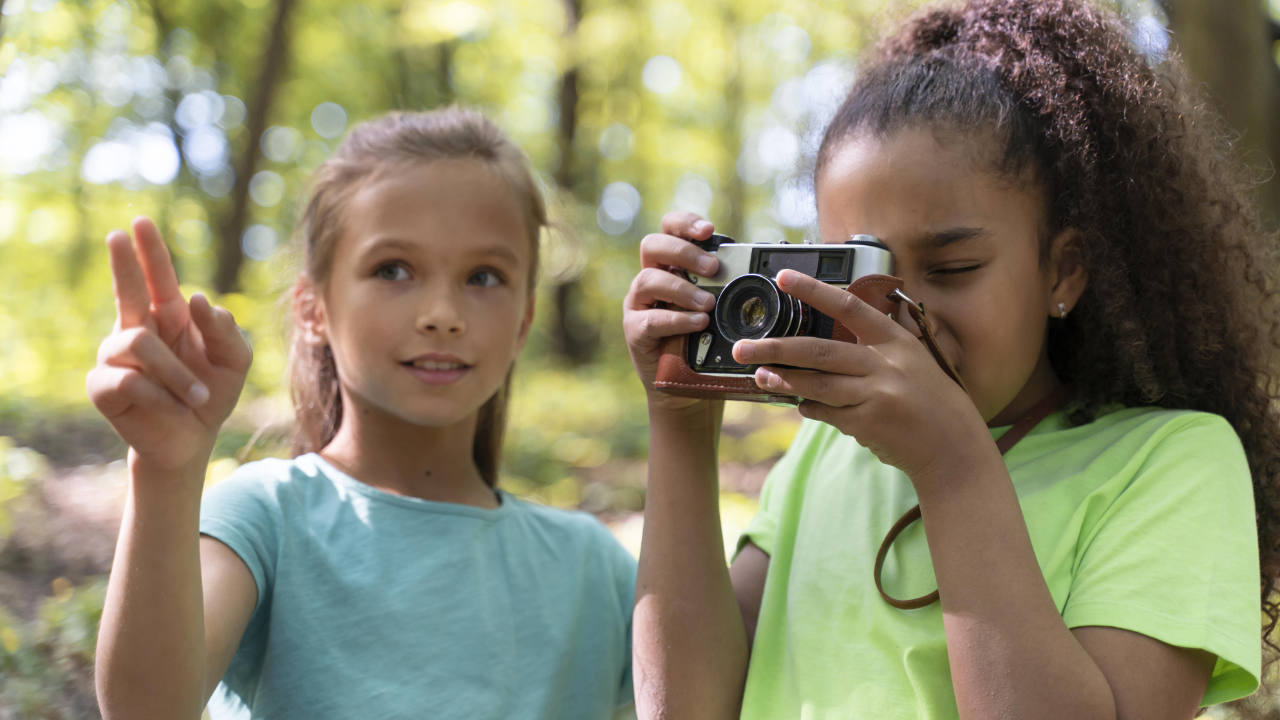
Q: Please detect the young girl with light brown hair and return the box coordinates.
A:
[90,108,635,720]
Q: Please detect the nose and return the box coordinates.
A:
[417,288,467,335]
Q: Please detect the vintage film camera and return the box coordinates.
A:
[654,233,903,403]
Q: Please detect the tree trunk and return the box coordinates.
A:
[391,1,455,111]
[721,3,745,239]
[145,1,186,279]
[66,4,95,286]
[1163,0,1280,225]
[214,0,299,293]
[548,0,598,366]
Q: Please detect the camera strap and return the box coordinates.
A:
[870,298,1071,609]
[888,288,966,392]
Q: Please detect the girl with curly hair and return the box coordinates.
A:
[624,0,1280,717]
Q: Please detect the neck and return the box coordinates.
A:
[988,345,1064,427]
[320,402,499,509]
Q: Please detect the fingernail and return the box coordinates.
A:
[187,382,210,407]
[694,220,713,233]
[755,367,778,389]
[734,340,753,361]
[697,255,718,275]
[694,289,715,309]
[775,270,794,289]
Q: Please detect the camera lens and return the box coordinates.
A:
[715,273,808,342]
[738,296,768,333]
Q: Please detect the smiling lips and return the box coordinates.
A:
[402,355,472,385]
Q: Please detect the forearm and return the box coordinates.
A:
[915,450,1115,720]
[96,453,209,720]
[634,399,747,720]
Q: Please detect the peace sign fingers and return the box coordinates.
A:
[131,217,190,344]
[106,229,153,331]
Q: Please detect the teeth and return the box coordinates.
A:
[412,360,466,370]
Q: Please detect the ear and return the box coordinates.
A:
[1046,228,1088,318]
[515,292,536,352]
[293,278,328,345]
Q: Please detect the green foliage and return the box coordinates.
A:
[0,439,47,542]
[0,0,1228,715]
[0,577,106,719]
[0,0,947,415]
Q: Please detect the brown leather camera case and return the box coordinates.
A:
[653,273,905,404]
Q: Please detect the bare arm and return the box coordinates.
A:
[87,218,253,719]
[634,401,750,720]
[728,541,770,648]
[97,464,257,718]
[918,460,1213,719]
[626,212,770,719]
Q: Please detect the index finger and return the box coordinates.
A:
[131,217,183,307]
[640,233,719,276]
[775,269,903,345]
[660,211,715,240]
[106,230,151,329]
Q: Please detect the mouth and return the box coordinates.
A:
[405,359,471,371]
[401,355,473,385]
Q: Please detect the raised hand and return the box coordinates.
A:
[730,269,989,481]
[86,217,252,475]
[622,211,721,412]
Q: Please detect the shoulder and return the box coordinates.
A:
[1070,406,1245,462]
[1047,407,1254,521]
[500,494,636,569]
[202,453,338,518]
[501,493,616,541]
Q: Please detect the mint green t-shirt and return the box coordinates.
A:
[739,407,1260,719]
[199,454,635,719]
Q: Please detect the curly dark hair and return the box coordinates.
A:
[817,0,1280,684]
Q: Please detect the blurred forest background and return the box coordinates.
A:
[0,0,1277,716]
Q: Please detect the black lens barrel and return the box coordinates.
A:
[715,273,808,342]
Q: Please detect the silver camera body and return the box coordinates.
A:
[684,233,894,375]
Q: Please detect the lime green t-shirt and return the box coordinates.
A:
[738,407,1260,719]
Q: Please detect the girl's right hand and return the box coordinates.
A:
[622,211,722,412]
[86,217,252,477]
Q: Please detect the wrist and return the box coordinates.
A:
[647,395,724,430]
[910,439,1006,504]
[127,447,213,496]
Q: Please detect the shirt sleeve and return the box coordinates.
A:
[609,533,638,709]
[199,460,284,612]
[738,419,827,558]
[1061,413,1261,706]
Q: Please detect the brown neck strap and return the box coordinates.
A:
[872,293,1071,610]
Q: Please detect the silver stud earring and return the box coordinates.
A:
[1056,302,1068,320]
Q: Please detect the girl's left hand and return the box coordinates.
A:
[731,269,990,482]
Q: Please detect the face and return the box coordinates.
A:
[816,126,1083,426]
[308,159,535,433]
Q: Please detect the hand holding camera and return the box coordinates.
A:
[653,231,901,403]
[628,211,980,476]
[623,211,724,413]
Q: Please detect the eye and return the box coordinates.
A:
[929,264,981,278]
[374,262,410,281]
[468,268,505,287]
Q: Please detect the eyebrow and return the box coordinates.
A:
[357,237,523,265]
[913,227,988,249]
